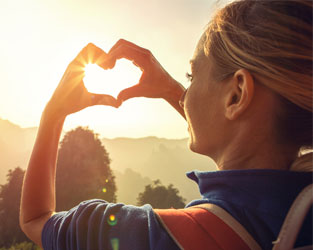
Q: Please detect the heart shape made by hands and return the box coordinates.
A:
[83,59,142,98]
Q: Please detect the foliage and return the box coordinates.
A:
[0,167,28,247]
[137,180,186,208]
[56,126,117,211]
[0,241,40,250]
[0,127,116,247]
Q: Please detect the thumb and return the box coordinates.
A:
[91,94,121,108]
[98,55,117,70]
[117,85,145,102]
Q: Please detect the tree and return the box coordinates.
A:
[0,241,40,250]
[0,167,28,247]
[56,126,116,211]
[137,180,186,209]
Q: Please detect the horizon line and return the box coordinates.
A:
[0,117,189,141]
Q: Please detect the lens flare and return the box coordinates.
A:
[107,214,117,226]
[111,238,119,250]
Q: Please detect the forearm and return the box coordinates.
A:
[163,79,186,119]
[20,107,65,236]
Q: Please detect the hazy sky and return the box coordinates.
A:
[0,0,231,138]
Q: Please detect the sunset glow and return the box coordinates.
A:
[0,0,225,138]
[83,60,142,98]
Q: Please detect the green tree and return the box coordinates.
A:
[137,180,186,209]
[56,126,116,211]
[0,167,28,247]
[0,241,40,250]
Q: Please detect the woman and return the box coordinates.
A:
[20,0,312,249]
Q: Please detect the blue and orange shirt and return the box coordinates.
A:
[42,169,312,249]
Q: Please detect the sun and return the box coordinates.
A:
[83,59,142,98]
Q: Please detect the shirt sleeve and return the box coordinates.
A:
[41,199,180,250]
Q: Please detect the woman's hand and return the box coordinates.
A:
[100,39,186,108]
[45,43,120,121]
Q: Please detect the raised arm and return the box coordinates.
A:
[19,43,119,247]
[100,39,186,119]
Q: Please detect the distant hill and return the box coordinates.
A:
[103,137,216,203]
[0,119,217,204]
[114,168,153,205]
[0,119,37,184]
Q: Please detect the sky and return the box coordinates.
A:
[0,0,231,139]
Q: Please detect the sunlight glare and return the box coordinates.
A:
[111,238,119,250]
[107,214,118,226]
[83,59,142,98]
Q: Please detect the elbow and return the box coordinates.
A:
[19,214,32,241]
[19,219,31,245]
[19,211,27,234]
[19,207,31,235]
[19,207,32,237]
[18,212,54,248]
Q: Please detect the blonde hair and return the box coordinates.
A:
[204,0,313,171]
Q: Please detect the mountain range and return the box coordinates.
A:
[0,118,216,204]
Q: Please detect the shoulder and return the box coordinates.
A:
[42,199,179,250]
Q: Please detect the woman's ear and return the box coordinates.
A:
[225,69,254,120]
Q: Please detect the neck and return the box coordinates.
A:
[215,130,298,171]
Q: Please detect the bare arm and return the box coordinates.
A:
[19,43,119,247]
[19,40,185,247]
[19,111,64,246]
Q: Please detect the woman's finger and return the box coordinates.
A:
[71,43,108,72]
[90,93,121,108]
[87,44,108,65]
[108,39,147,55]
[99,40,152,70]
[117,84,146,102]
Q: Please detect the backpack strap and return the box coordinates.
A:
[154,203,261,250]
[272,184,313,250]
